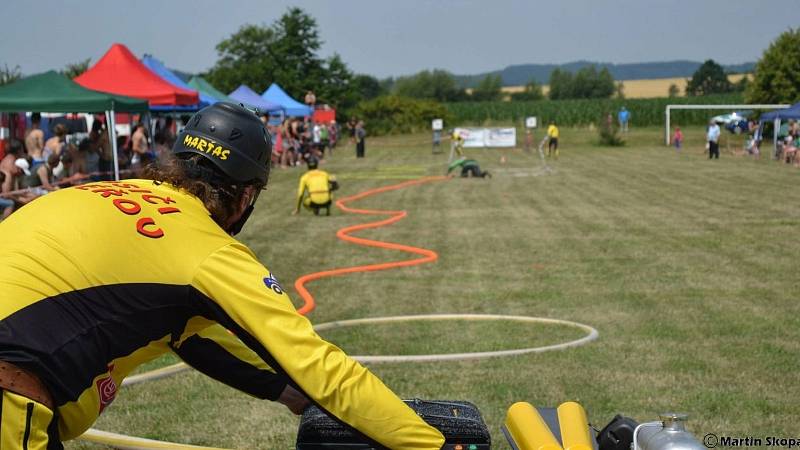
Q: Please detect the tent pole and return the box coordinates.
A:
[106,109,120,181]
[145,111,155,153]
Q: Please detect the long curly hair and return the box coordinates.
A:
[141,154,262,227]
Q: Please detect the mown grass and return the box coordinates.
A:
[69,127,800,449]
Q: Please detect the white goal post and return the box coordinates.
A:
[665,104,791,145]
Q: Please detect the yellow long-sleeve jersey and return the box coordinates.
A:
[296,169,333,209]
[0,179,444,449]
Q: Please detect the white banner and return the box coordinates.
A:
[454,127,483,148]
[455,127,516,148]
[486,128,516,147]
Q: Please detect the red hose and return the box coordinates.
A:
[294,176,448,315]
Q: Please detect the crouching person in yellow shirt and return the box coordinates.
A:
[293,157,338,216]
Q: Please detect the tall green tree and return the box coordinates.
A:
[62,58,91,79]
[572,66,597,98]
[548,68,574,100]
[686,59,732,96]
[206,8,354,108]
[206,23,278,93]
[596,68,616,98]
[470,74,502,101]
[270,7,325,98]
[549,65,614,100]
[746,28,800,104]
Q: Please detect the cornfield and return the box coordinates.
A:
[445,94,745,127]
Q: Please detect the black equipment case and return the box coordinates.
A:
[296,399,491,449]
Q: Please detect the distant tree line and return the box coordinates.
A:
[385,65,618,102]
[547,66,615,100]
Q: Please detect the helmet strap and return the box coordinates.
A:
[227,189,261,236]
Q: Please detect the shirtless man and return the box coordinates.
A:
[44,123,68,162]
[24,113,45,161]
[0,139,24,218]
[131,123,151,168]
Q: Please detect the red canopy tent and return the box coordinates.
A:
[75,43,198,106]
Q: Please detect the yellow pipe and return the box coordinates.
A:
[80,429,228,449]
[504,402,563,450]
[557,402,593,450]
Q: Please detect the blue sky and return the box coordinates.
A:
[1,0,796,78]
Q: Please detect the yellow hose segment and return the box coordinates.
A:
[557,402,593,450]
[504,402,563,450]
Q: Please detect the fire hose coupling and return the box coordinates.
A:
[633,413,706,450]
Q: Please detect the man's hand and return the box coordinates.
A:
[277,385,310,415]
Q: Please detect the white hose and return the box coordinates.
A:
[314,314,599,363]
[79,314,598,448]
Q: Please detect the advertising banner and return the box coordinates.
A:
[455,127,516,148]
[455,127,486,148]
[486,128,516,147]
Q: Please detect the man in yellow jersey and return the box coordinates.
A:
[293,157,338,216]
[0,103,445,449]
[546,120,560,159]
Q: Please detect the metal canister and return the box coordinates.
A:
[637,413,705,450]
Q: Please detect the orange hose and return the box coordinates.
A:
[294,176,448,315]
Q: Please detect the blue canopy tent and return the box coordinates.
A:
[140,55,213,111]
[261,83,312,117]
[760,102,800,122]
[759,102,800,157]
[228,85,283,113]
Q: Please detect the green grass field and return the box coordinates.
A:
[69,126,800,449]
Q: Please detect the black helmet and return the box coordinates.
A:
[173,102,270,185]
[306,156,319,170]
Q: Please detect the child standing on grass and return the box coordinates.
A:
[672,126,683,152]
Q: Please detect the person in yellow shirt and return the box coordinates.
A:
[0,103,444,449]
[293,157,338,216]
[547,120,560,159]
[451,129,465,157]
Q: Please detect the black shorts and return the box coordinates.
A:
[549,138,558,147]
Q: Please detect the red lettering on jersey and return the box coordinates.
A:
[109,182,140,189]
[141,194,176,205]
[75,183,107,191]
[112,199,141,215]
[158,207,181,215]
[92,188,128,198]
[136,217,164,239]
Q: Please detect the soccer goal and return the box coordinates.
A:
[664,104,791,145]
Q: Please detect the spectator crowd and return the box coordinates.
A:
[1,109,362,221]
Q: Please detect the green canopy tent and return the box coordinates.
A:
[187,76,235,104]
[0,71,148,180]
